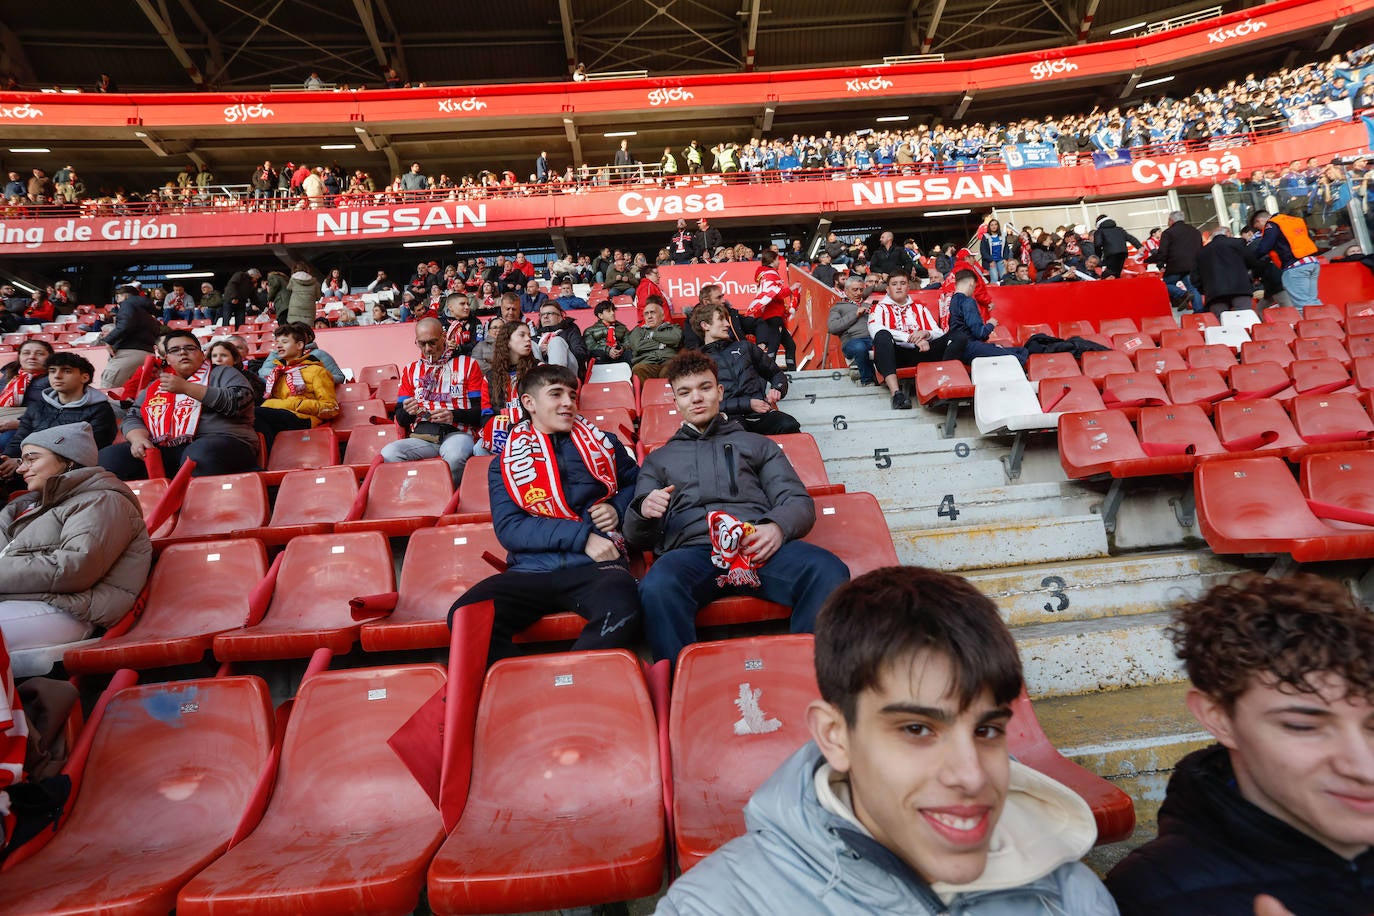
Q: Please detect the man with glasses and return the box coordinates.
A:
[380,317,487,486]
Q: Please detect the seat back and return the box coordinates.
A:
[768,433,837,495]
[1080,350,1133,382]
[582,407,637,445]
[359,364,400,388]
[1296,317,1343,339]
[638,378,674,409]
[268,532,394,626]
[169,473,269,540]
[266,427,339,475]
[127,477,174,538]
[1038,376,1105,414]
[1301,450,1374,515]
[1026,353,1081,382]
[1289,392,1374,445]
[670,635,818,869]
[1133,348,1187,376]
[638,404,682,452]
[806,492,899,576]
[336,382,372,403]
[1183,344,1237,371]
[54,676,272,853]
[450,456,493,519]
[1136,405,1225,457]
[580,380,636,416]
[1220,309,1262,330]
[1058,409,1146,478]
[343,422,402,466]
[269,466,359,527]
[361,458,453,521]
[267,665,445,829]
[394,524,505,618]
[139,539,268,639]
[1215,398,1304,452]
[332,398,388,430]
[589,362,633,384]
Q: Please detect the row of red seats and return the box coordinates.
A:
[7,633,1133,916]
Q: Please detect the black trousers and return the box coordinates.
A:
[98,435,259,481]
[254,407,312,451]
[1102,253,1127,278]
[220,299,247,328]
[872,329,954,377]
[448,561,642,664]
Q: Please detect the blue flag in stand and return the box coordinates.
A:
[1001,142,1059,170]
[1092,149,1133,169]
[1363,114,1374,150]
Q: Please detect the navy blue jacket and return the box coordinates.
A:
[488,426,638,572]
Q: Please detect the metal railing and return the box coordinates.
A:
[1143,6,1222,35]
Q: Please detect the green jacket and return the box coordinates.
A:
[584,320,631,361]
[266,271,289,317]
[626,322,682,366]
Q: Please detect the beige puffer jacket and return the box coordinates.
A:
[0,467,152,626]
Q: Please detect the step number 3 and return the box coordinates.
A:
[874,447,891,469]
[1041,576,1069,612]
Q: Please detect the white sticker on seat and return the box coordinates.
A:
[367,688,387,700]
[332,545,346,554]
[206,554,220,562]
[733,683,782,735]
[553,674,574,687]
[822,507,836,515]
[453,537,467,546]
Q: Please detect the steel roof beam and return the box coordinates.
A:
[134,0,207,87]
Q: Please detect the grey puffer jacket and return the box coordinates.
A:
[656,743,1119,916]
[285,271,321,325]
[0,467,151,626]
[625,413,813,554]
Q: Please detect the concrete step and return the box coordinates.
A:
[838,457,1013,504]
[891,513,1110,571]
[883,480,1096,528]
[1016,611,1183,697]
[964,551,1246,628]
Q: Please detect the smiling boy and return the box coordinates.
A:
[654,566,1115,915]
[1107,574,1374,915]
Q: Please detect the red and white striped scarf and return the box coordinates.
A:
[264,359,309,400]
[747,264,788,318]
[501,416,619,520]
[0,370,35,408]
[480,404,523,455]
[142,363,210,446]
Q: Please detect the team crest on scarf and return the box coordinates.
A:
[142,363,211,446]
[501,415,619,521]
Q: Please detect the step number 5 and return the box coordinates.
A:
[873,447,891,469]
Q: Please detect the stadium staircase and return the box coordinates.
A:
[785,366,1242,871]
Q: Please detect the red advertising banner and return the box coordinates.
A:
[3,118,1364,257]
[0,0,1362,131]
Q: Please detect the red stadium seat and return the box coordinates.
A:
[177,666,446,916]
[580,380,637,418]
[1346,334,1374,360]
[1007,691,1135,844]
[1099,317,1139,337]
[439,456,494,525]
[426,650,664,914]
[1214,398,1305,455]
[581,407,636,444]
[1163,368,1231,408]
[126,477,175,539]
[358,364,400,388]
[1100,372,1170,409]
[670,635,817,870]
[1292,337,1352,368]
[336,381,372,402]
[343,422,403,471]
[1183,344,1237,371]
[331,398,388,442]
[1262,305,1301,326]
[1111,332,1155,354]
[1248,322,1296,344]
[213,531,393,662]
[1196,457,1374,562]
[1133,348,1187,376]
[769,433,844,496]
[638,377,674,410]
[161,472,268,544]
[262,426,339,485]
[1080,350,1133,384]
[1228,362,1293,401]
[1289,358,1352,397]
[1296,317,1343,339]
[1038,377,1105,413]
[63,539,268,674]
[1139,315,1177,342]
[234,466,359,546]
[1027,353,1081,382]
[1015,323,1054,346]
[1057,320,1095,339]
[1240,340,1294,369]
[1136,405,1225,459]
[1158,328,1205,351]
[1058,410,1149,479]
[359,524,505,652]
[336,458,453,537]
[1301,304,1344,326]
[375,376,401,410]
[1300,449,1374,517]
[0,677,274,916]
[1345,301,1374,322]
[914,360,974,438]
[1289,392,1374,446]
[637,403,683,455]
[1180,312,1220,332]
[1354,357,1374,392]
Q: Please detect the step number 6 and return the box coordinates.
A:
[832,415,848,430]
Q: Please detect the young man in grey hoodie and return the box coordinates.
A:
[0,352,115,479]
[655,565,1118,916]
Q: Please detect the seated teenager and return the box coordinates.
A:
[440,292,479,355]
[208,338,267,400]
[447,364,642,663]
[535,300,590,377]
[868,272,953,410]
[0,341,53,453]
[0,353,116,480]
[256,324,345,385]
[945,270,1029,368]
[583,301,631,366]
[654,565,1116,915]
[0,422,151,652]
[382,317,486,485]
[98,330,259,479]
[476,319,540,456]
[1107,574,1374,916]
[697,304,800,435]
[626,351,849,662]
[253,322,340,451]
[626,296,682,382]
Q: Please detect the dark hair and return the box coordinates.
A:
[814,566,1023,724]
[273,322,312,345]
[664,349,717,385]
[759,249,779,267]
[205,340,243,368]
[697,283,722,305]
[644,294,666,309]
[1168,573,1374,711]
[517,363,579,399]
[594,301,616,316]
[694,301,731,335]
[17,339,54,358]
[162,329,200,349]
[954,269,979,285]
[488,319,538,409]
[46,351,95,378]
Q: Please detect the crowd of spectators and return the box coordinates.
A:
[3,41,1371,220]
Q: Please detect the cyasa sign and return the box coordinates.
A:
[617,191,726,221]
[1130,151,1242,188]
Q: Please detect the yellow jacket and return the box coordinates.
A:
[261,356,338,425]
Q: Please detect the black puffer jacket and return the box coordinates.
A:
[625,413,813,554]
[1106,745,1374,916]
[6,387,116,459]
[701,338,789,417]
[1092,219,1140,257]
[1151,220,1204,275]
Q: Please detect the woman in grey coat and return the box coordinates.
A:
[0,422,151,652]
[285,263,322,325]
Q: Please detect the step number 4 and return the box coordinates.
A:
[873,447,891,469]
[937,494,959,521]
